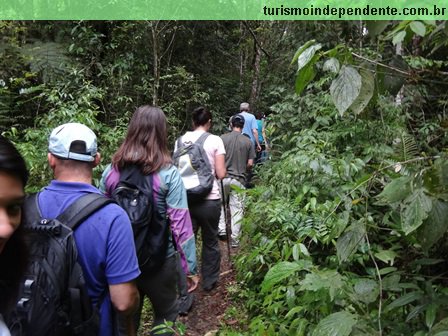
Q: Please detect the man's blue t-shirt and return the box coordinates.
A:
[38,180,140,336]
[239,111,258,145]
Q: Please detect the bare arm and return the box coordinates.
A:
[214,153,226,180]
[262,124,268,149]
[109,281,140,315]
[252,128,261,151]
[247,158,254,170]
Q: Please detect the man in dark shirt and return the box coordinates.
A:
[218,115,255,248]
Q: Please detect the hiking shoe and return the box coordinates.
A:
[218,233,227,241]
[203,281,218,292]
[231,239,239,248]
[178,293,194,316]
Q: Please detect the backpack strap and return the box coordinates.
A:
[57,193,115,231]
[176,136,184,150]
[195,132,210,147]
[22,193,43,227]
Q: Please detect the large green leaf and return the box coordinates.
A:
[378,55,409,95]
[392,31,407,45]
[353,279,379,304]
[375,249,397,265]
[323,58,340,73]
[261,261,311,293]
[429,317,448,335]
[291,40,316,66]
[418,200,448,249]
[297,43,322,71]
[402,189,432,235]
[295,59,316,95]
[376,176,412,204]
[300,270,344,301]
[410,21,427,37]
[330,66,362,116]
[350,68,375,115]
[366,21,390,37]
[385,291,423,312]
[312,311,357,336]
[336,223,365,263]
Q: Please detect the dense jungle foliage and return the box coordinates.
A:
[1,20,447,335]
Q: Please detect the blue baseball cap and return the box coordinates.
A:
[48,123,97,162]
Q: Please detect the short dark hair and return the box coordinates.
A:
[231,114,245,128]
[192,106,212,127]
[0,135,28,187]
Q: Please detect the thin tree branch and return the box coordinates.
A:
[352,52,410,76]
[242,21,270,59]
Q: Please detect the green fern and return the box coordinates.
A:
[393,133,419,162]
[22,42,71,82]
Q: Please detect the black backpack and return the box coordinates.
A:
[173,132,214,203]
[7,192,113,336]
[111,166,169,272]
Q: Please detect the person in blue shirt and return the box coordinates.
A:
[40,123,140,335]
[239,102,261,153]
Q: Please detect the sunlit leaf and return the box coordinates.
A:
[392,31,407,45]
[376,176,412,204]
[410,21,426,37]
[297,43,322,71]
[330,66,361,116]
[261,261,311,293]
[402,189,432,235]
[323,58,340,73]
[354,279,379,304]
[312,311,357,336]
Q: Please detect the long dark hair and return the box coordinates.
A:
[112,106,172,175]
[0,135,29,314]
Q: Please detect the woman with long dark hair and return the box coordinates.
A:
[101,106,198,335]
[0,135,29,335]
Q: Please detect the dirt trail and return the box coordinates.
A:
[179,240,237,336]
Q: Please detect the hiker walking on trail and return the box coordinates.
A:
[101,106,199,335]
[239,102,262,153]
[218,115,255,248]
[34,123,140,335]
[254,111,269,165]
[239,103,260,188]
[0,136,29,336]
[174,106,226,292]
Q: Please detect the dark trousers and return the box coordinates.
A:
[189,199,221,290]
[118,254,179,336]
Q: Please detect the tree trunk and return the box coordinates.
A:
[150,21,160,106]
[249,39,262,107]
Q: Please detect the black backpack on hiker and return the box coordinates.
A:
[7,193,113,336]
[111,166,170,272]
[173,132,214,203]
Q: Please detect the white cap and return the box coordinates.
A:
[48,123,97,162]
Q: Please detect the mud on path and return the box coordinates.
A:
[179,240,238,336]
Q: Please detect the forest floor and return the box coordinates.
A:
[140,240,240,336]
[179,240,238,336]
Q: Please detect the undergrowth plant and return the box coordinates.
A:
[231,57,448,335]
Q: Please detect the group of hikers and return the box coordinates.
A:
[0,102,269,336]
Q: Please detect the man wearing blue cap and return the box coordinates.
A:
[41,122,140,335]
[218,115,255,248]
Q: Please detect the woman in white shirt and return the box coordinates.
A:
[176,106,226,291]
